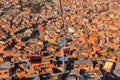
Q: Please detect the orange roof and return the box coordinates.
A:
[90,33,97,37]
[81,50,89,55]
[38,24,45,32]
[4,51,15,57]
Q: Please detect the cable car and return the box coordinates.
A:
[30,51,42,64]
[64,48,70,55]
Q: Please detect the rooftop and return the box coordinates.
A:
[74,59,93,65]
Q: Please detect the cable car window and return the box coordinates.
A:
[30,56,42,63]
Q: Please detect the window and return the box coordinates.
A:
[115,58,117,61]
[92,54,95,57]
[38,65,41,67]
[30,56,42,63]
[4,72,8,74]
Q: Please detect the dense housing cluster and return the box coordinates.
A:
[0,0,120,80]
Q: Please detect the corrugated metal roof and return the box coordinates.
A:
[79,60,93,65]
[113,63,120,77]
[74,60,93,65]
[0,62,11,69]
[114,51,120,57]
[69,70,79,75]
[0,68,9,70]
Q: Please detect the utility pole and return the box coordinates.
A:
[59,0,65,73]
[62,46,65,73]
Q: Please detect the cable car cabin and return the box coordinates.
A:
[30,54,42,64]
[64,48,70,55]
